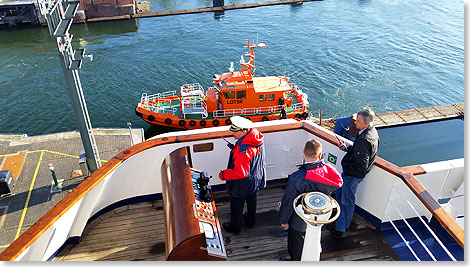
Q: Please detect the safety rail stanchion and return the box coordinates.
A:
[384,214,421,261]
[392,187,457,261]
[387,199,437,261]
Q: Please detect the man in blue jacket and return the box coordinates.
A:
[278,139,343,261]
[333,108,379,239]
[219,116,266,235]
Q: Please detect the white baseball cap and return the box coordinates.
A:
[229,116,253,131]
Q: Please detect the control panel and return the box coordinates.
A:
[191,170,226,258]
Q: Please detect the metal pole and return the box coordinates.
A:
[58,53,101,172]
[127,122,134,146]
[48,163,62,188]
[301,223,322,261]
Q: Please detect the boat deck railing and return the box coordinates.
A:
[385,185,457,261]
[180,83,205,97]
[141,91,177,103]
[182,97,208,119]
[213,103,305,118]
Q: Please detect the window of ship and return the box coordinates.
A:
[223,91,235,99]
[237,91,246,99]
[216,81,227,89]
[268,94,275,101]
[259,95,266,102]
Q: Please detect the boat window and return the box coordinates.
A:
[223,91,235,99]
[237,91,246,99]
[259,95,266,102]
[216,81,227,89]
[268,94,275,101]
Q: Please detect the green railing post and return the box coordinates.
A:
[48,163,62,189]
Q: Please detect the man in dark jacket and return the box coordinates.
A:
[219,116,266,234]
[333,108,379,239]
[278,139,343,261]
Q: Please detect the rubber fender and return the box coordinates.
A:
[164,118,172,125]
[213,119,220,126]
[225,119,231,125]
[189,120,197,127]
[148,115,155,122]
[200,120,207,127]
[262,116,269,121]
[295,113,302,120]
[302,112,309,119]
[179,120,186,126]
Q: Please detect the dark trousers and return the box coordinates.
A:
[229,192,257,232]
[288,228,305,261]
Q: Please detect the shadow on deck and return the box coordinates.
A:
[56,183,398,261]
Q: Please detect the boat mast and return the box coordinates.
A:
[241,39,267,78]
[37,0,101,172]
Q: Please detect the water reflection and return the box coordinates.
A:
[213,10,225,20]
[71,19,139,38]
[289,2,303,12]
[377,119,464,166]
[0,19,139,52]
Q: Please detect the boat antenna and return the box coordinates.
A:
[220,135,235,149]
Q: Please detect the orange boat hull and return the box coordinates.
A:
[135,106,308,130]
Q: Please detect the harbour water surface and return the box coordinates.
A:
[0,0,464,139]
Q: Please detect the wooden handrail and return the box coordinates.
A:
[0,120,463,260]
[400,173,464,248]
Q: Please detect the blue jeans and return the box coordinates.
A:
[334,173,363,232]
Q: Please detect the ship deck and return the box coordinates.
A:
[55,183,398,261]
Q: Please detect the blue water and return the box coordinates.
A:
[377,119,464,166]
[0,0,464,136]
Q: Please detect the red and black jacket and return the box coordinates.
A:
[219,129,265,197]
[277,160,343,232]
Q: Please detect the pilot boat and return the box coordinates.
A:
[135,40,310,129]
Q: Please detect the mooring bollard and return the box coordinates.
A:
[48,163,63,189]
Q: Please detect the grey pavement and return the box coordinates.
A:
[0,128,144,253]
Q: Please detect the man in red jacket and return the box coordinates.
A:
[219,116,266,234]
[278,139,342,260]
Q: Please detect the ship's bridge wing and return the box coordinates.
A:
[253,76,291,93]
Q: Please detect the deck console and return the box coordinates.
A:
[161,147,226,261]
